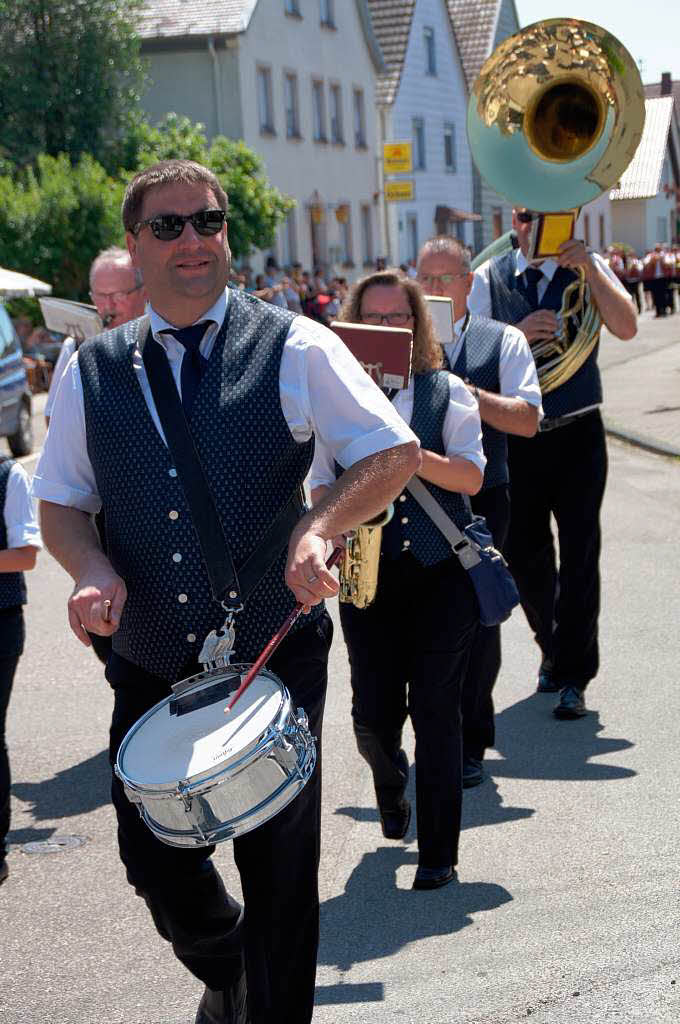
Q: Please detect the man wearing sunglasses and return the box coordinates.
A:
[33,159,419,1024]
[417,235,541,786]
[468,207,637,721]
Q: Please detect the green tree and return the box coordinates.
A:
[0,153,124,299]
[0,0,146,170]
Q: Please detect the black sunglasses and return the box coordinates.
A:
[132,208,226,241]
[516,211,537,224]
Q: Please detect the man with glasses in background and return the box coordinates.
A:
[417,236,541,785]
[468,207,636,720]
[33,160,419,1024]
[45,246,146,425]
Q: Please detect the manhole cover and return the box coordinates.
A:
[21,835,88,855]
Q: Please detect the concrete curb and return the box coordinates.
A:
[603,417,680,459]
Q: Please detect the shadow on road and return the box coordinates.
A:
[489,694,636,782]
[12,748,111,822]
[318,845,512,973]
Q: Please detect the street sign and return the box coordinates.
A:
[383,142,412,174]
[385,180,415,202]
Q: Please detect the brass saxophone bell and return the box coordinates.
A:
[339,504,394,609]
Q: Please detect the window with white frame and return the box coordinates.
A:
[320,0,335,27]
[413,118,426,170]
[424,27,436,75]
[284,72,300,137]
[353,88,366,147]
[257,66,274,133]
[340,207,353,264]
[406,213,418,261]
[312,80,327,141]
[329,84,344,143]
[361,204,373,264]
[443,123,456,172]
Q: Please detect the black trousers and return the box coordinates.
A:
[108,611,333,1024]
[0,606,25,862]
[649,277,670,316]
[505,410,607,690]
[339,553,478,869]
[461,485,511,760]
[623,280,642,314]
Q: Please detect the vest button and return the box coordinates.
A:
[178,593,188,603]
[168,468,177,478]
[172,552,182,563]
[401,517,409,524]
[169,510,179,520]
[399,494,407,502]
[187,633,196,643]
[402,539,410,548]
[229,590,238,600]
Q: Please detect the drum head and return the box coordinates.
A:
[120,671,284,786]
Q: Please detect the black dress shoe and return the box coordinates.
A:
[412,865,456,890]
[195,973,248,1024]
[379,797,411,840]
[462,756,484,788]
[553,686,587,719]
[0,860,7,886]
[536,667,559,692]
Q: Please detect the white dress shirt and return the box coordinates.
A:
[4,463,42,549]
[45,335,77,419]
[309,371,485,491]
[443,314,542,410]
[469,249,628,317]
[33,289,418,514]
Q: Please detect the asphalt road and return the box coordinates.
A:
[1,369,679,1023]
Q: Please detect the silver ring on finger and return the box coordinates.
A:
[306,574,318,583]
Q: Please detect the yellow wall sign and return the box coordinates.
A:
[385,180,415,202]
[383,142,413,174]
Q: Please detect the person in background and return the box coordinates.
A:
[0,456,42,887]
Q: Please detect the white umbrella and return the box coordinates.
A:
[0,266,52,298]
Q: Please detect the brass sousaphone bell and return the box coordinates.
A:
[467,19,646,392]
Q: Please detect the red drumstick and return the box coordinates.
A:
[225,546,344,713]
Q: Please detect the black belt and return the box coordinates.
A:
[539,408,597,433]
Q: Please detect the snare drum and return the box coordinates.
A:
[114,666,316,848]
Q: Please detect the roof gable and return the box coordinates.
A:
[445,0,501,91]
[138,0,258,39]
[610,97,674,201]
[366,0,416,106]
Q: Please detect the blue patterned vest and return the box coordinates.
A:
[382,372,472,566]
[0,460,27,608]
[78,289,318,683]
[444,315,508,490]
[488,250,602,419]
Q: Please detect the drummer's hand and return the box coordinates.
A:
[68,568,127,646]
[285,529,340,609]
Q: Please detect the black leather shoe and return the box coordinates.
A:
[536,667,559,692]
[553,686,587,719]
[195,972,248,1024]
[412,865,456,890]
[462,756,484,788]
[379,797,411,840]
[0,860,7,886]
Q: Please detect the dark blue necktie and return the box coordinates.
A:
[523,267,543,309]
[165,322,210,416]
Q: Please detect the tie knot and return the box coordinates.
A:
[524,267,543,285]
[166,322,209,353]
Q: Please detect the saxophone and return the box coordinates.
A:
[338,505,394,609]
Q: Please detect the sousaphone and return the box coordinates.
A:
[467,19,646,392]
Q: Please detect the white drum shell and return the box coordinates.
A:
[114,666,316,847]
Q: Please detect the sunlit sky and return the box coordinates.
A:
[514,1,677,86]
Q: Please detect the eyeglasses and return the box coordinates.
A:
[417,272,468,287]
[90,283,142,303]
[361,311,413,326]
[516,211,537,224]
[132,209,226,241]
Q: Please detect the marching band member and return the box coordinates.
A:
[311,270,485,891]
[0,457,42,887]
[417,237,541,786]
[33,161,419,1024]
[642,244,673,317]
[469,208,636,720]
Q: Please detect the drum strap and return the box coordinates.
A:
[140,320,303,611]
